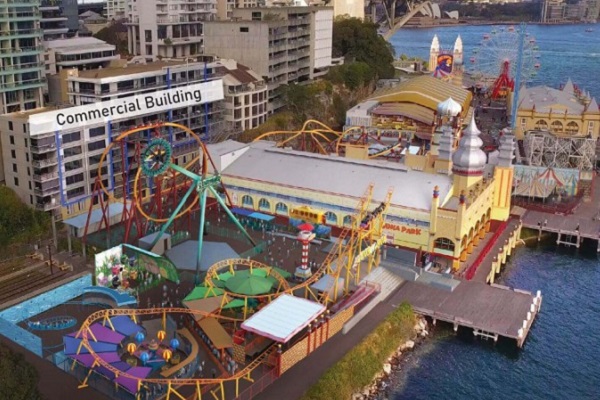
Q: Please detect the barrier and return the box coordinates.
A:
[464,221,509,281]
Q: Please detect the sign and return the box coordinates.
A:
[289,205,325,225]
[437,54,453,74]
[383,223,422,236]
[124,244,180,283]
[29,80,224,136]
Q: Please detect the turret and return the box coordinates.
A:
[430,185,440,236]
[453,35,463,66]
[497,131,516,167]
[435,125,454,174]
[452,116,486,195]
[429,35,440,72]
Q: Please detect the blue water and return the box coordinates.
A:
[389,24,600,400]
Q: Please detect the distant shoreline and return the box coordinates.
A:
[401,20,597,29]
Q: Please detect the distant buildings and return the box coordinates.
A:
[541,0,600,23]
[106,0,126,21]
[43,37,119,76]
[203,5,333,113]
[41,0,78,40]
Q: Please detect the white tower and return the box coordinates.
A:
[429,34,440,72]
[453,35,463,67]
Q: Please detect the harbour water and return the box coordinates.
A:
[389,24,600,400]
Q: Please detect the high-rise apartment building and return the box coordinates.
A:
[203,6,333,113]
[40,0,78,40]
[0,0,45,116]
[0,59,225,218]
[215,0,259,20]
[126,0,217,60]
[43,37,119,75]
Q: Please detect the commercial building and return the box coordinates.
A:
[513,79,600,139]
[126,0,217,60]
[216,59,268,134]
[203,5,333,113]
[43,37,119,75]
[0,59,226,218]
[207,102,515,270]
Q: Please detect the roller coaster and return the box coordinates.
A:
[73,121,394,400]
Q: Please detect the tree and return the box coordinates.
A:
[282,83,321,125]
[0,344,42,400]
[0,187,50,248]
[332,17,395,79]
[94,21,128,56]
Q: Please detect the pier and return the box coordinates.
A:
[390,279,542,347]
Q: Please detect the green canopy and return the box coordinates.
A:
[217,271,234,281]
[270,267,292,279]
[184,286,224,301]
[225,275,273,296]
[222,299,246,309]
[250,268,268,278]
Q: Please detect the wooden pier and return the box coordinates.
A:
[522,210,600,251]
[390,279,542,347]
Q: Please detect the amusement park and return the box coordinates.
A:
[0,16,599,400]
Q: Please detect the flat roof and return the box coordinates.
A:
[220,141,452,211]
[73,60,198,80]
[241,294,326,343]
[44,37,115,54]
[197,317,233,349]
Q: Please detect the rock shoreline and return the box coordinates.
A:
[352,315,430,400]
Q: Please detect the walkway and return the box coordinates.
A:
[473,218,521,283]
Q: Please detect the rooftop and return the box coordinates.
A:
[73,60,204,80]
[369,75,472,118]
[216,60,263,85]
[210,141,453,211]
[44,37,115,54]
[518,85,598,115]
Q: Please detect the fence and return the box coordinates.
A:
[464,220,509,281]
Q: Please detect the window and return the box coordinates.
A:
[325,211,338,225]
[434,237,455,252]
[11,150,16,159]
[258,198,270,211]
[12,164,17,173]
[551,120,563,133]
[242,195,253,208]
[66,173,84,185]
[566,121,579,135]
[13,177,18,186]
[343,215,353,226]
[89,127,105,137]
[275,202,288,215]
[9,135,14,145]
[26,153,29,162]
[62,132,81,144]
[240,27,249,33]
[8,121,13,131]
[145,30,152,42]
[88,140,106,152]
[24,138,28,148]
[588,121,595,136]
[27,167,30,176]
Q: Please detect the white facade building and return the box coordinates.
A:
[106,0,127,21]
[126,0,217,60]
[43,37,119,75]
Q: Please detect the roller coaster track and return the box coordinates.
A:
[382,1,433,41]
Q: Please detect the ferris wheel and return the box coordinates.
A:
[468,26,541,99]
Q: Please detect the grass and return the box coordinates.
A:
[301,302,415,400]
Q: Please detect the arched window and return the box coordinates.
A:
[343,215,353,227]
[275,202,288,215]
[242,195,253,208]
[535,119,548,130]
[551,120,563,133]
[434,237,455,252]
[566,121,579,135]
[324,211,338,225]
[258,198,270,211]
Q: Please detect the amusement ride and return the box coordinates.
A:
[468,24,541,99]
[72,121,395,400]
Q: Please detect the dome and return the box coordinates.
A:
[452,116,487,173]
[437,97,462,117]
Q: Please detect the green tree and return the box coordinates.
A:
[0,186,50,248]
[94,21,128,55]
[332,17,395,79]
[0,344,42,400]
[282,83,320,124]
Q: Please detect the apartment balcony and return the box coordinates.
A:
[32,171,59,183]
[30,141,56,154]
[0,48,42,61]
[0,61,45,75]
[40,0,61,9]
[43,27,69,36]
[0,28,43,39]
[36,200,59,211]
[34,180,60,196]
[0,11,36,22]
[32,158,58,168]
[57,55,119,67]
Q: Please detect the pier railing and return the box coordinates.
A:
[464,220,509,281]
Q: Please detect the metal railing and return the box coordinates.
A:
[464,220,509,281]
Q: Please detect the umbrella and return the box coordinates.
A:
[270,267,292,279]
[298,222,314,232]
[222,299,245,309]
[225,275,273,296]
[183,286,224,301]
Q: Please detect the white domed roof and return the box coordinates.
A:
[452,116,487,171]
[437,97,462,117]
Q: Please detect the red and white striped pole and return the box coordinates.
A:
[295,230,314,279]
[300,239,309,271]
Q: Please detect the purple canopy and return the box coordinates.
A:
[115,367,152,394]
[90,323,126,344]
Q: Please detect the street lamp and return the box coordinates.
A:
[47,240,54,275]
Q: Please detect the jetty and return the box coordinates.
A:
[390,278,541,347]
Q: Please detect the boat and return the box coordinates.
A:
[585,28,594,33]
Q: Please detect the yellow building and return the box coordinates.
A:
[347,75,473,142]
[513,80,600,139]
[208,109,516,270]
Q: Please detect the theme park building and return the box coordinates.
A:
[209,104,515,270]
